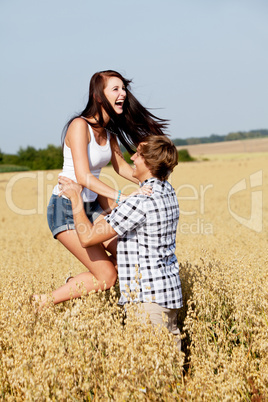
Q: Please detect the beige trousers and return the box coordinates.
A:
[132,302,181,351]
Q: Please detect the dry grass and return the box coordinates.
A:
[0,153,267,400]
[177,137,268,160]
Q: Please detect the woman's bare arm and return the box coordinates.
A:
[110,135,139,184]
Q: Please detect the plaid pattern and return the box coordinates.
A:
[105,177,183,309]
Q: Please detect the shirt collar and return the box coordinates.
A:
[140,177,159,187]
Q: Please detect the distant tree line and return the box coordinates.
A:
[0,129,267,172]
[122,149,194,164]
[173,129,268,146]
[0,144,194,172]
[0,145,63,171]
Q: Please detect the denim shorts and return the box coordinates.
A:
[47,194,103,238]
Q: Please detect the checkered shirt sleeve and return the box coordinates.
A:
[104,196,146,236]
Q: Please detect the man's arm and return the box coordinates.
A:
[59,176,117,248]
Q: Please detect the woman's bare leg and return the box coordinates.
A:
[57,229,117,286]
[33,229,117,307]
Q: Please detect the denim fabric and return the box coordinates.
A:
[47,194,103,238]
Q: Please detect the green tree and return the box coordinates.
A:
[123,151,132,164]
[17,146,38,169]
[32,145,63,170]
[2,154,20,165]
[178,149,195,162]
[15,144,63,170]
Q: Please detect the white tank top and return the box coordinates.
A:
[53,123,112,202]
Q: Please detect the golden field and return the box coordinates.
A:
[177,137,268,160]
[0,152,267,400]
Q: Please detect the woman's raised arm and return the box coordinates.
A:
[110,135,139,184]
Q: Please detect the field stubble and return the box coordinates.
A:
[0,154,267,400]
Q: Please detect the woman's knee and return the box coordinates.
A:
[93,266,117,289]
[103,269,117,289]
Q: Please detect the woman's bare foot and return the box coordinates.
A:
[30,294,50,311]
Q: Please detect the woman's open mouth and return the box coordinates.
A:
[115,101,124,108]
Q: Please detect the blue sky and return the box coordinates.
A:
[0,0,267,154]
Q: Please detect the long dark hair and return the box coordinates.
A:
[61,70,168,153]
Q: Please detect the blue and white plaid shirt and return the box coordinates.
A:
[105,177,183,309]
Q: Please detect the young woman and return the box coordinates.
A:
[42,70,168,306]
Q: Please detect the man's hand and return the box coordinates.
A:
[120,185,153,201]
[58,176,82,201]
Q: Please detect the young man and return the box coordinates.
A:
[59,135,182,349]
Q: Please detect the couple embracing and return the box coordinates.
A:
[33,70,182,350]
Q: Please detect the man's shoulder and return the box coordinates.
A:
[121,194,146,207]
[151,180,176,198]
[120,179,176,210]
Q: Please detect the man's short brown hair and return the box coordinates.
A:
[138,135,178,181]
